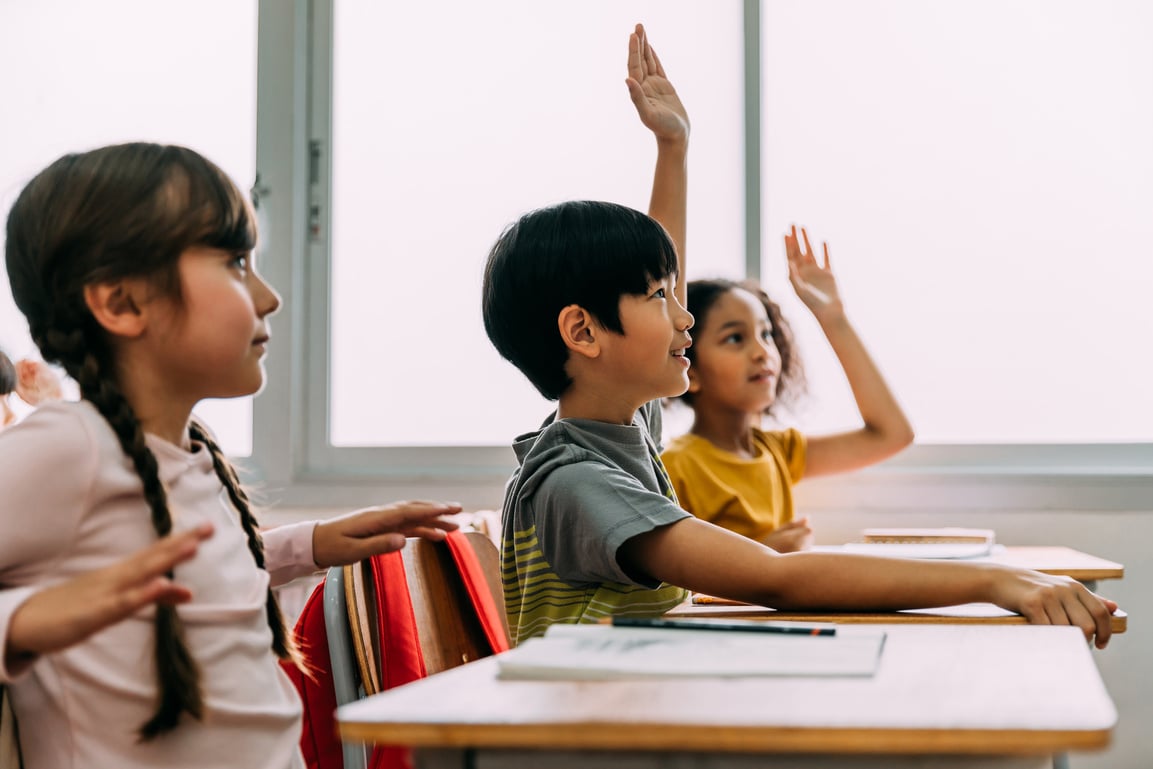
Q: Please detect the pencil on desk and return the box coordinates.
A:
[612,616,837,637]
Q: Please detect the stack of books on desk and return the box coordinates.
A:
[496,619,886,680]
[842,527,997,559]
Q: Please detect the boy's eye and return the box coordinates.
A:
[231,253,250,272]
[652,288,667,299]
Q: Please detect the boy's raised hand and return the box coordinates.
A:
[625,23,689,145]
[6,523,213,666]
[312,500,462,567]
[785,225,843,317]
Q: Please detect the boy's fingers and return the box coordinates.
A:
[823,242,831,270]
[801,227,814,259]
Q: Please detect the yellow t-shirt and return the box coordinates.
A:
[661,428,807,542]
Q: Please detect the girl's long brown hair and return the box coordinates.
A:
[5,143,295,739]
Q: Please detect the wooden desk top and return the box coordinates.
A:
[976,546,1124,581]
[666,600,1128,632]
[338,625,1116,755]
[812,544,1124,581]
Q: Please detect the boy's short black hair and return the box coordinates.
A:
[482,200,679,400]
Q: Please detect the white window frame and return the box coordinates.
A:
[249,0,1152,512]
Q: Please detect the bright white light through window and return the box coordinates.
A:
[760,0,1153,443]
[0,0,258,454]
[330,1,745,446]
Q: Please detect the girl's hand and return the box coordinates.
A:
[625,23,689,147]
[784,225,844,319]
[312,500,462,567]
[6,523,213,664]
[990,568,1118,649]
[15,359,63,405]
[760,518,813,553]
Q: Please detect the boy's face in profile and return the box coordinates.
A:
[593,273,694,406]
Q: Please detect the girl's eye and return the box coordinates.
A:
[724,333,743,344]
[761,330,774,342]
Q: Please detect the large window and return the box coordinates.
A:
[328,2,745,446]
[759,0,1153,444]
[0,0,258,454]
[6,1,1147,509]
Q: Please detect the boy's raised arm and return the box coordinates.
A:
[625,23,690,304]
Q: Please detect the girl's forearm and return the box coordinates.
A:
[814,313,914,459]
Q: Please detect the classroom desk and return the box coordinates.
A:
[817,544,1124,587]
[971,546,1124,586]
[337,625,1116,769]
[665,599,1128,632]
[668,544,1127,630]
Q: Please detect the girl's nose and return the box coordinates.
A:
[253,272,282,317]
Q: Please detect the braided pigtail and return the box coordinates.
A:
[7,141,268,739]
[189,421,300,666]
[37,324,204,740]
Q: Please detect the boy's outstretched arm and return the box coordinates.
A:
[785,225,915,477]
[625,23,690,304]
[618,516,1118,648]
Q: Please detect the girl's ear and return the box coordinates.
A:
[557,304,600,359]
[83,280,149,338]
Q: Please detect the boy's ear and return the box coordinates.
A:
[557,304,600,359]
[83,280,149,338]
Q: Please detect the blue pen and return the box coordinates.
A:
[612,616,836,637]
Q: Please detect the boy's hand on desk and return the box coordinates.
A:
[991,569,1118,649]
[312,500,462,567]
[625,23,689,146]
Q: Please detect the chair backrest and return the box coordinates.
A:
[401,530,508,676]
[322,568,368,769]
[345,531,508,681]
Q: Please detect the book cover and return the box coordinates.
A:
[496,622,885,680]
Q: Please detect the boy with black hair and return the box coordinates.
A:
[483,24,1115,647]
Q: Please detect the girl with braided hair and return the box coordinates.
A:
[0,143,460,768]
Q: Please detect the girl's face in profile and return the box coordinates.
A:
[686,287,782,415]
[140,246,281,404]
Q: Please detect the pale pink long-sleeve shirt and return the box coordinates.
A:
[0,401,319,769]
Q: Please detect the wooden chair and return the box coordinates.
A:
[322,567,369,769]
[344,530,508,685]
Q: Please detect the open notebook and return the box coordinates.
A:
[496,621,885,680]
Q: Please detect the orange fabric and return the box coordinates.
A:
[287,551,422,769]
[287,535,504,769]
[443,531,510,654]
[283,582,343,769]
